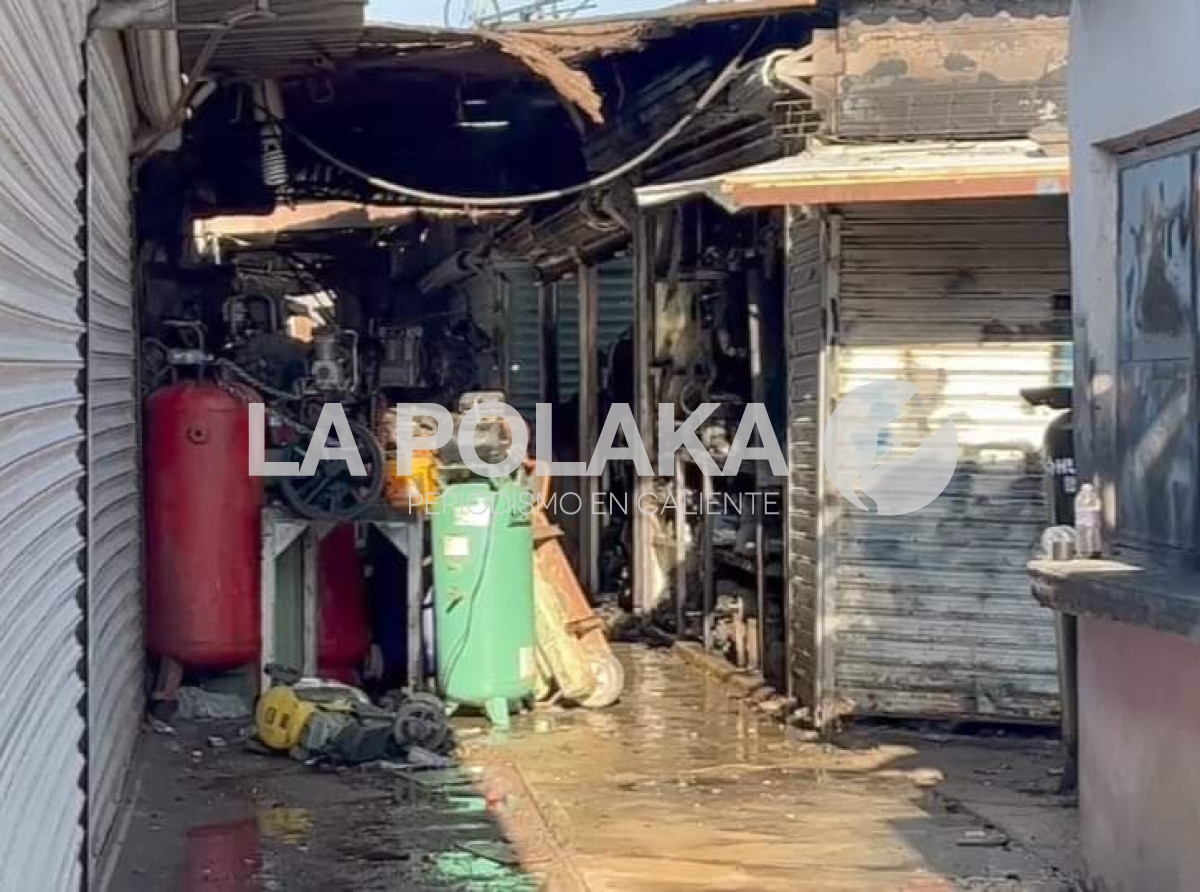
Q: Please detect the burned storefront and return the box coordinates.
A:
[472,13,827,694]
[132,17,620,718]
[637,0,1074,727]
[105,0,1072,782]
[120,0,832,752]
[0,0,1099,885]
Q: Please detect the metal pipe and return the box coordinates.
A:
[418,249,487,294]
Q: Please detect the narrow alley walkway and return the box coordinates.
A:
[468,646,1078,891]
[113,646,1078,891]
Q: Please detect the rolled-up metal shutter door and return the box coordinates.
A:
[784,212,824,712]
[597,256,634,355]
[502,264,542,420]
[0,2,90,889]
[554,275,580,402]
[830,197,1070,722]
[87,29,143,886]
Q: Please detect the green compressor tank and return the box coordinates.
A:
[432,478,536,727]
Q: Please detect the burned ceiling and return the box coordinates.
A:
[139,0,823,280]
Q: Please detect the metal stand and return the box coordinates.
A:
[260,506,425,692]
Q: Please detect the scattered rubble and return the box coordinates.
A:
[176,686,251,722]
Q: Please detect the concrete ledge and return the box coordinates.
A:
[1029,558,1200,641]
[672,640,771,698]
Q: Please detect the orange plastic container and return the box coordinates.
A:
[383,449,439,510]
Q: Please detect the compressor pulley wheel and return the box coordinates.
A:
[280,418,385,520]
[393,693,451,752]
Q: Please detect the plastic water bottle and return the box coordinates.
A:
[1074,483,1102,558]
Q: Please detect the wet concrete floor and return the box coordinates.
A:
[112,645,1078,890]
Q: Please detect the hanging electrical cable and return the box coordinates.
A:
[269,22,768,209]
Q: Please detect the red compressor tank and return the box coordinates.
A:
[146,381,262,669]
[318,525,371,682]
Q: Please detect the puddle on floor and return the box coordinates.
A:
[114,645,1076,891]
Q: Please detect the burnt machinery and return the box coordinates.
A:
[145,292,384,521]
[144,294,515,521]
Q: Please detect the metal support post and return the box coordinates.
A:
[408,513,426,689]
[747,265,767,672]
[301,527,319,676]
[259,507,306,691]
[633,212,656,613]
[374,514,427,691]
[578,262,600,595]
[701,472,714,651]
[674,456,688,636]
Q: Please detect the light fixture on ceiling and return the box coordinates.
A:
[455,88,510,131]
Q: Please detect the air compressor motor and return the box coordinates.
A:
[255,665,450,765]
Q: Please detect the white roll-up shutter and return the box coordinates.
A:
[829,197,1070,722]
[87,29,143,886]
[0,2,90,890]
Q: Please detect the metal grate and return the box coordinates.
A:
[773,97,823,152]
[838,82,1067,142]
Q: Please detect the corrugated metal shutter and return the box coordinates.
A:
[87,30,143,885]
[0,2,89,889]
[554,276,579,402]
[829,197,1069,722]
[785,212,823,710]
[502,264,541,419]
[597,256,634,353]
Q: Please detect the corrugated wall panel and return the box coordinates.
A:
[87,30,143,886]
[0,1,89,889]
[502,264,541,419]
[785,213,823,709]
[554,276,580,402]
[830,198,1069,722]
[597,256,634,353]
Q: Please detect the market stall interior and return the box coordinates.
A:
[134,9,818,743]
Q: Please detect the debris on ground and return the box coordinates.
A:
[957,828,1012,848]
[175,686,251,721]
[253,666,456,770]
[113,646,1079,891]
[404,745,455,770]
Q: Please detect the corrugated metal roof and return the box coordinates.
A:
[177,0,819,79]
[194,201,515,241]
[636,139,1071,209]
[174,8,606,121]
[505,0,817,31]
[177,0,368,77]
